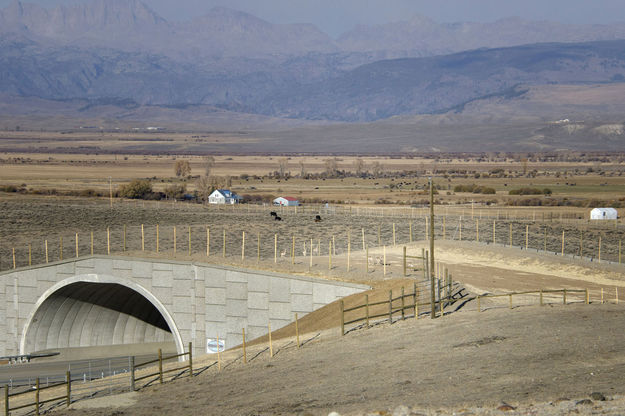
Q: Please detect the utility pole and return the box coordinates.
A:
[429,177,436,319]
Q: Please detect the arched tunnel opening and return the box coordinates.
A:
[24,282,177,355]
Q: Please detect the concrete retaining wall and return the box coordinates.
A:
[0,256,368,358]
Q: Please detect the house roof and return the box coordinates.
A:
[214,189,237,198]
[591,208,617,213]
[276,196,298,201]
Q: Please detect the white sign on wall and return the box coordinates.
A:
[206,338,225,354]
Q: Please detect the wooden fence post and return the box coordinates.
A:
[106,228,110,255]
[291,235,295,265]
[540,289,543,306]
[492,220,496,245]
[90,231,94,255]
[158,349,163,384]
[123,225,126,252]
[5,385,9,416]
[563,288,567,305]
[525,225,529,250]
[221,228,225,258]
[585,288,589,304]
[601,288,604,304]
[188,342,193,376]
[35,377,40,416]
[242,231,245,261]
[362,228,366,250]
[59,236,63,260]
[66,371,71,407]
[401,287,405,320]
[403,246,407,277]
[189,226,192,256]
[616,287,619,305]
[258,232,261,263]
[141,224,145,251]
[217,335,222,371]
[45,239,49,263]
[28,243,32,265]
[383,246,386,276]
[206,227,210,257]
[329,241,332,270]
[347,240,351,272]
[340,300,345,336]
[365,294,370,327]
[268,323,273,356]
[295,313,300,348]
[242,328,247,363]
[130,356,135,390]
[598,236,601,263]
[12,248,15,269]
[388,290,393,323]
[274,234,277,263]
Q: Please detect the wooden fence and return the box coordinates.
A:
[4,371,70,416]
[476,288,589,312]
[339,276,457,335]
[132,342,193,391]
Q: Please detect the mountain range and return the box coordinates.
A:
[1,0,625,131]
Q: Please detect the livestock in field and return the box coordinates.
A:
[270,211,277,217]
[315,215,322,222]
[275,216,282,221]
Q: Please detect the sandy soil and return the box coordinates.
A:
[51,304,625,416]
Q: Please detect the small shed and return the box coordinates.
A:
[273,196,299,206]
[590,208,618,220]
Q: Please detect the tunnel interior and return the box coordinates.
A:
[24,282,174,353]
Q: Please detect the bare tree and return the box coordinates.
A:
[278,158,288,178]
[174,160,191,177]
[353,158,365,176]
[324,157,339,177]
[370,161,383,177]
[196,176,212,203]
[299,159,306,177]
[204,155,215,177]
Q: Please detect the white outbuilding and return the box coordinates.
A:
[590,208,618,220]
[273,196,299,206]
[208,189,241,204]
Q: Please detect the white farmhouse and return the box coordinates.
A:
[590,208,618,220]
[208,189,241,205]
[273,196,299,206]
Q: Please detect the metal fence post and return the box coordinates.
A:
[158,349,163,384]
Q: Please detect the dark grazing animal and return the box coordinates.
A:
[315,215,322,222]
[274,216,282,221]
[270,211,277,217]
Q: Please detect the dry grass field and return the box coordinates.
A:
[2,135,625,415]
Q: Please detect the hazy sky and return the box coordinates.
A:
[3,0,625,36]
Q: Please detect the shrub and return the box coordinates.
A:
[118,180,153,199]
[509,187,551,196]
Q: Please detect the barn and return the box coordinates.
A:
[208,189,241,205]
[273,196,299,206]
[590,208,618,220]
